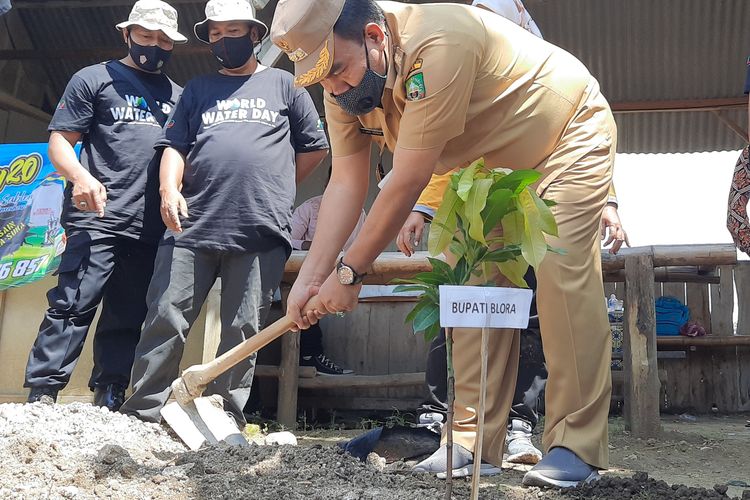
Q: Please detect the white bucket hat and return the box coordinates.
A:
[194,0,268,44]
[116,0,188,43]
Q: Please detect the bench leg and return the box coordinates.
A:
[276,283,300,430]
[623,254,662,437]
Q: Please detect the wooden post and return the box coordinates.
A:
[445,327,455,499]
[201,281,222,364]
[735,262,750,335]
[623,254,661,437]
[276,284,300,430]
[470,328,489,500]
[710,265,735,336]
[686,283,711,334]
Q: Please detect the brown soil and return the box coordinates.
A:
[1,401,748,499]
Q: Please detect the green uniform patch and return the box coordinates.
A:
[405,72,426,101]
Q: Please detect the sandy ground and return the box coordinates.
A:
[1,401,748,499]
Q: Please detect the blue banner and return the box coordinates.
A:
[0,143,71,290]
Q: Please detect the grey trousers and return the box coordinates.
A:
[120,243,286,425]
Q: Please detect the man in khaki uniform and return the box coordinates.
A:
[271,0,616,487]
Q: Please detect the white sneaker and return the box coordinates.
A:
[506,419,542,465]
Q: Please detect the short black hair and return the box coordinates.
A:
[333,0,386,43]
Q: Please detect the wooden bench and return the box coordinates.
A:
[199,244,739,437]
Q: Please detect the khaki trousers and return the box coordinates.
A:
[443,82,616,470]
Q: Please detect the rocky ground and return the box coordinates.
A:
[1,401,748,499]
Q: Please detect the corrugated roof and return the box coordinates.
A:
[2,0,749,153]
[527,0,750,153]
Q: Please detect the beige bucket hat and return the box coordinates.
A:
[194,0,268,44]
[116,0,188,43]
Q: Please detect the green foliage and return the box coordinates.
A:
[395,159,561,340]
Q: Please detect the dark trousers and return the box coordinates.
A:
[25,230,157,390]
[120,244,287,425]
[300,323,324,358]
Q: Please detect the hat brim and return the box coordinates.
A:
[116,21,188,44]
[194,17,269,44]
[291,30,334,88]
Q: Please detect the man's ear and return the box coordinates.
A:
[363,22,385,48]
[250,25,261,43]
[122,28,130,45]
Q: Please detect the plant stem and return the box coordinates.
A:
[445,327,455,499]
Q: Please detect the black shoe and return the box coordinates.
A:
[27,387,58,404]
[300,354,353,376]
[93,384,127,412]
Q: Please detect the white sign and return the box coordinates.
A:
[439,285,533,329]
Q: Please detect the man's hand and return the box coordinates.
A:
[601,204,630,254]
[396,211,426,257]
[71,173,107,217]
[160,187,188,232]
[286,278,325,331]
[317,270,361,315]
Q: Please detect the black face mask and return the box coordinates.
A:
[333,38,387,116]
[128,34,172,72]
[211,34,256,69]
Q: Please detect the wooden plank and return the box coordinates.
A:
[738,346,750,411]
[661,282,685,302]
[387,302,428,401]
[298,372,425,389]
[276,285,299,430]
[611,97,747,113]
[201,282,222,364]
[710,265,735,337]
[735,263,750,335]
[623,254,661,437]
[685,283,711,335]
[297,396,424,411]
[254,365,316,379]
[657,335,750,347]
[710,347,740,413]
[600,244,736,272]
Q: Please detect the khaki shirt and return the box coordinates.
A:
[324,2,612,187]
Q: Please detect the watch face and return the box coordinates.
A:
[337,265,355,285]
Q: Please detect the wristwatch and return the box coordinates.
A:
[336,257,366,285]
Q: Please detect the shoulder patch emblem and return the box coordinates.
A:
[405,72,426,101]
[408,58,423,75]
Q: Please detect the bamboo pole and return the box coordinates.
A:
[445,327,455,499]
[470,327,489,499]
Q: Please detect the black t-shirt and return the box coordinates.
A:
[156,68,328,252]
[745,57,750,95]
[49,60,181,243]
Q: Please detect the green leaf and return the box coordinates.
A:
[494,170,542,194]
[543,199,557,207]
[405,299,430,324]
[453,256,470,285]
[423,322,441,342]
[392,284,431,294]
[520,213,548,268]
[528,189,558,236]
[427,257,455,283]
[483,245,523,263]
[501,211,524,246]
[456,163,479,201]
[481,188,514,237]
[412,271,446,285]
[413,302,440,333]
[497,259,529,288]
[428,187,462,256]
[464,178,493,244]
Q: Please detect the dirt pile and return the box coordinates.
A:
[0,401,466,500]
[559,472,750,500]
